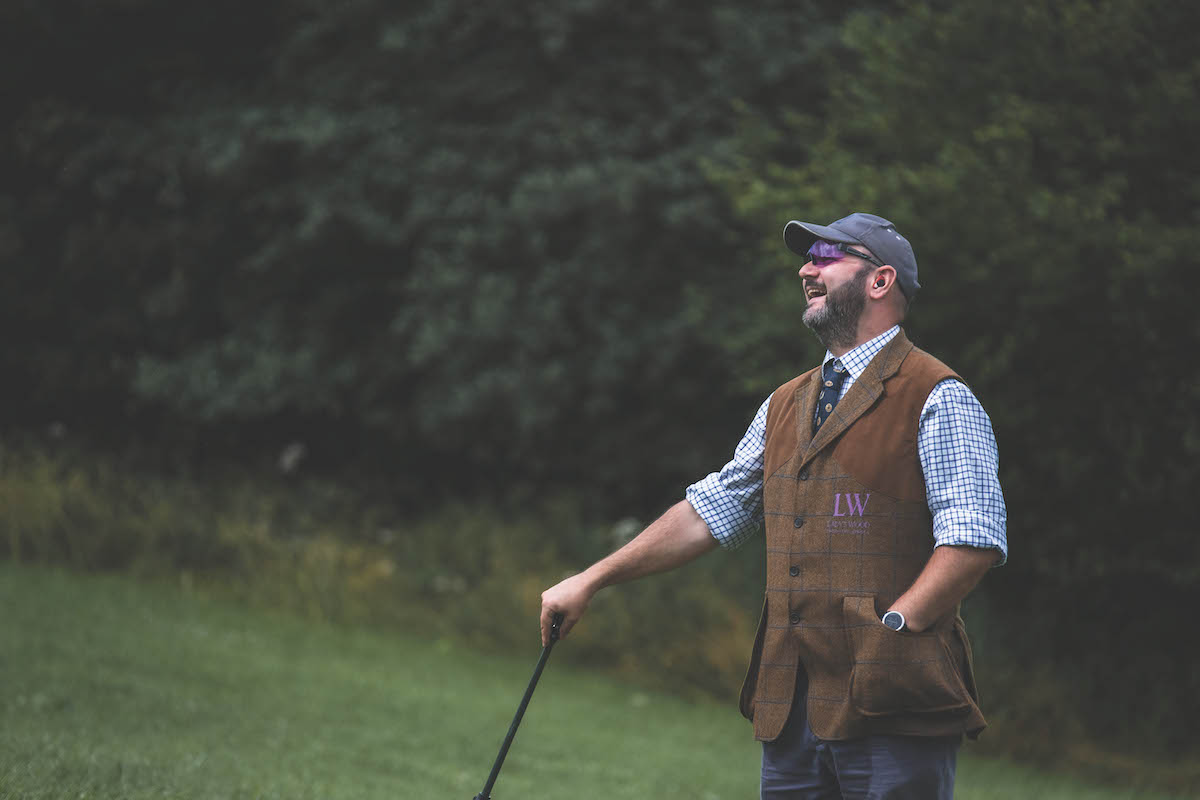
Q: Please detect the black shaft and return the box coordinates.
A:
[474,613,562,800]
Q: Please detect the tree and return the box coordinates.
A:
[2,0,859,509]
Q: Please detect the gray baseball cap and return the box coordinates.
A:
[783,212,921,298]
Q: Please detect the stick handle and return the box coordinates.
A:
[474,612,563,800]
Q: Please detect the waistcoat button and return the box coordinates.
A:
[789,613,801,625]
[789,565,799,577]
[793,516,805,528]
[798,469,809,481]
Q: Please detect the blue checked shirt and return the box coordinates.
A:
[686,326,1007,563]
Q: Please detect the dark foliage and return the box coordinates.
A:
[1,0,852,513]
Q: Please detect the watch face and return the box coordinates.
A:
[882,611,905,631]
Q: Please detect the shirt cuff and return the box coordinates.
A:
[932,508,1008,566]
[685,476,761,551]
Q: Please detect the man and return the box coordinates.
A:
[539,212,1007,799]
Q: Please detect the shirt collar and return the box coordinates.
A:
[822,325,901,380]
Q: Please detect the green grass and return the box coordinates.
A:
[0,564,1187,799]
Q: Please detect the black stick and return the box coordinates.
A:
[473,612,563,800]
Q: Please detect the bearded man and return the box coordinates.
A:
[539,212,1007,800]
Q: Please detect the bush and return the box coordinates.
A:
[0,444,763,697]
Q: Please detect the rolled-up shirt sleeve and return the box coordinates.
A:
[918,379,1008,565]
[685,396,770,550]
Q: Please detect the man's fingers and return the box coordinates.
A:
[541,605,579,645]
[540,605,555,647]
[541,575,591,646]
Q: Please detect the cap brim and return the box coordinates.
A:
[783,220,863,256]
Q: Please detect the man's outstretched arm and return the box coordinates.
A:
[539,500,717,645]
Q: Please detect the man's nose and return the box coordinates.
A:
[798,260,819,280]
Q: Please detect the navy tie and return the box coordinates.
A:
[813,359,848,433]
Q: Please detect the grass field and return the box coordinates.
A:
[0,563,1187,799]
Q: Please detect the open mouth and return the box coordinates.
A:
[805,285,827,300]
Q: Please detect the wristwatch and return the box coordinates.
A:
[881,610,907,631]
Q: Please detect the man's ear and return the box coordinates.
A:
[870,266,897,294]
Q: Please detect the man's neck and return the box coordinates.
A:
[827,319,900,358]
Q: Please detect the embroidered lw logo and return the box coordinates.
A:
[833,493,871,517]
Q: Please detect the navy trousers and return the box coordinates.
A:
[761,671,960,800]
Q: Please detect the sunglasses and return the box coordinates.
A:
[805,240,886,269]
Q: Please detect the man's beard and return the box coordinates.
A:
[802,265,871,351]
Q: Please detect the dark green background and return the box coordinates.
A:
[2,0,1197,765]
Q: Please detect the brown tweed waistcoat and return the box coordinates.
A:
[738,329,987,742]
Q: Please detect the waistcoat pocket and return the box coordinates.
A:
[842,595,971,718]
